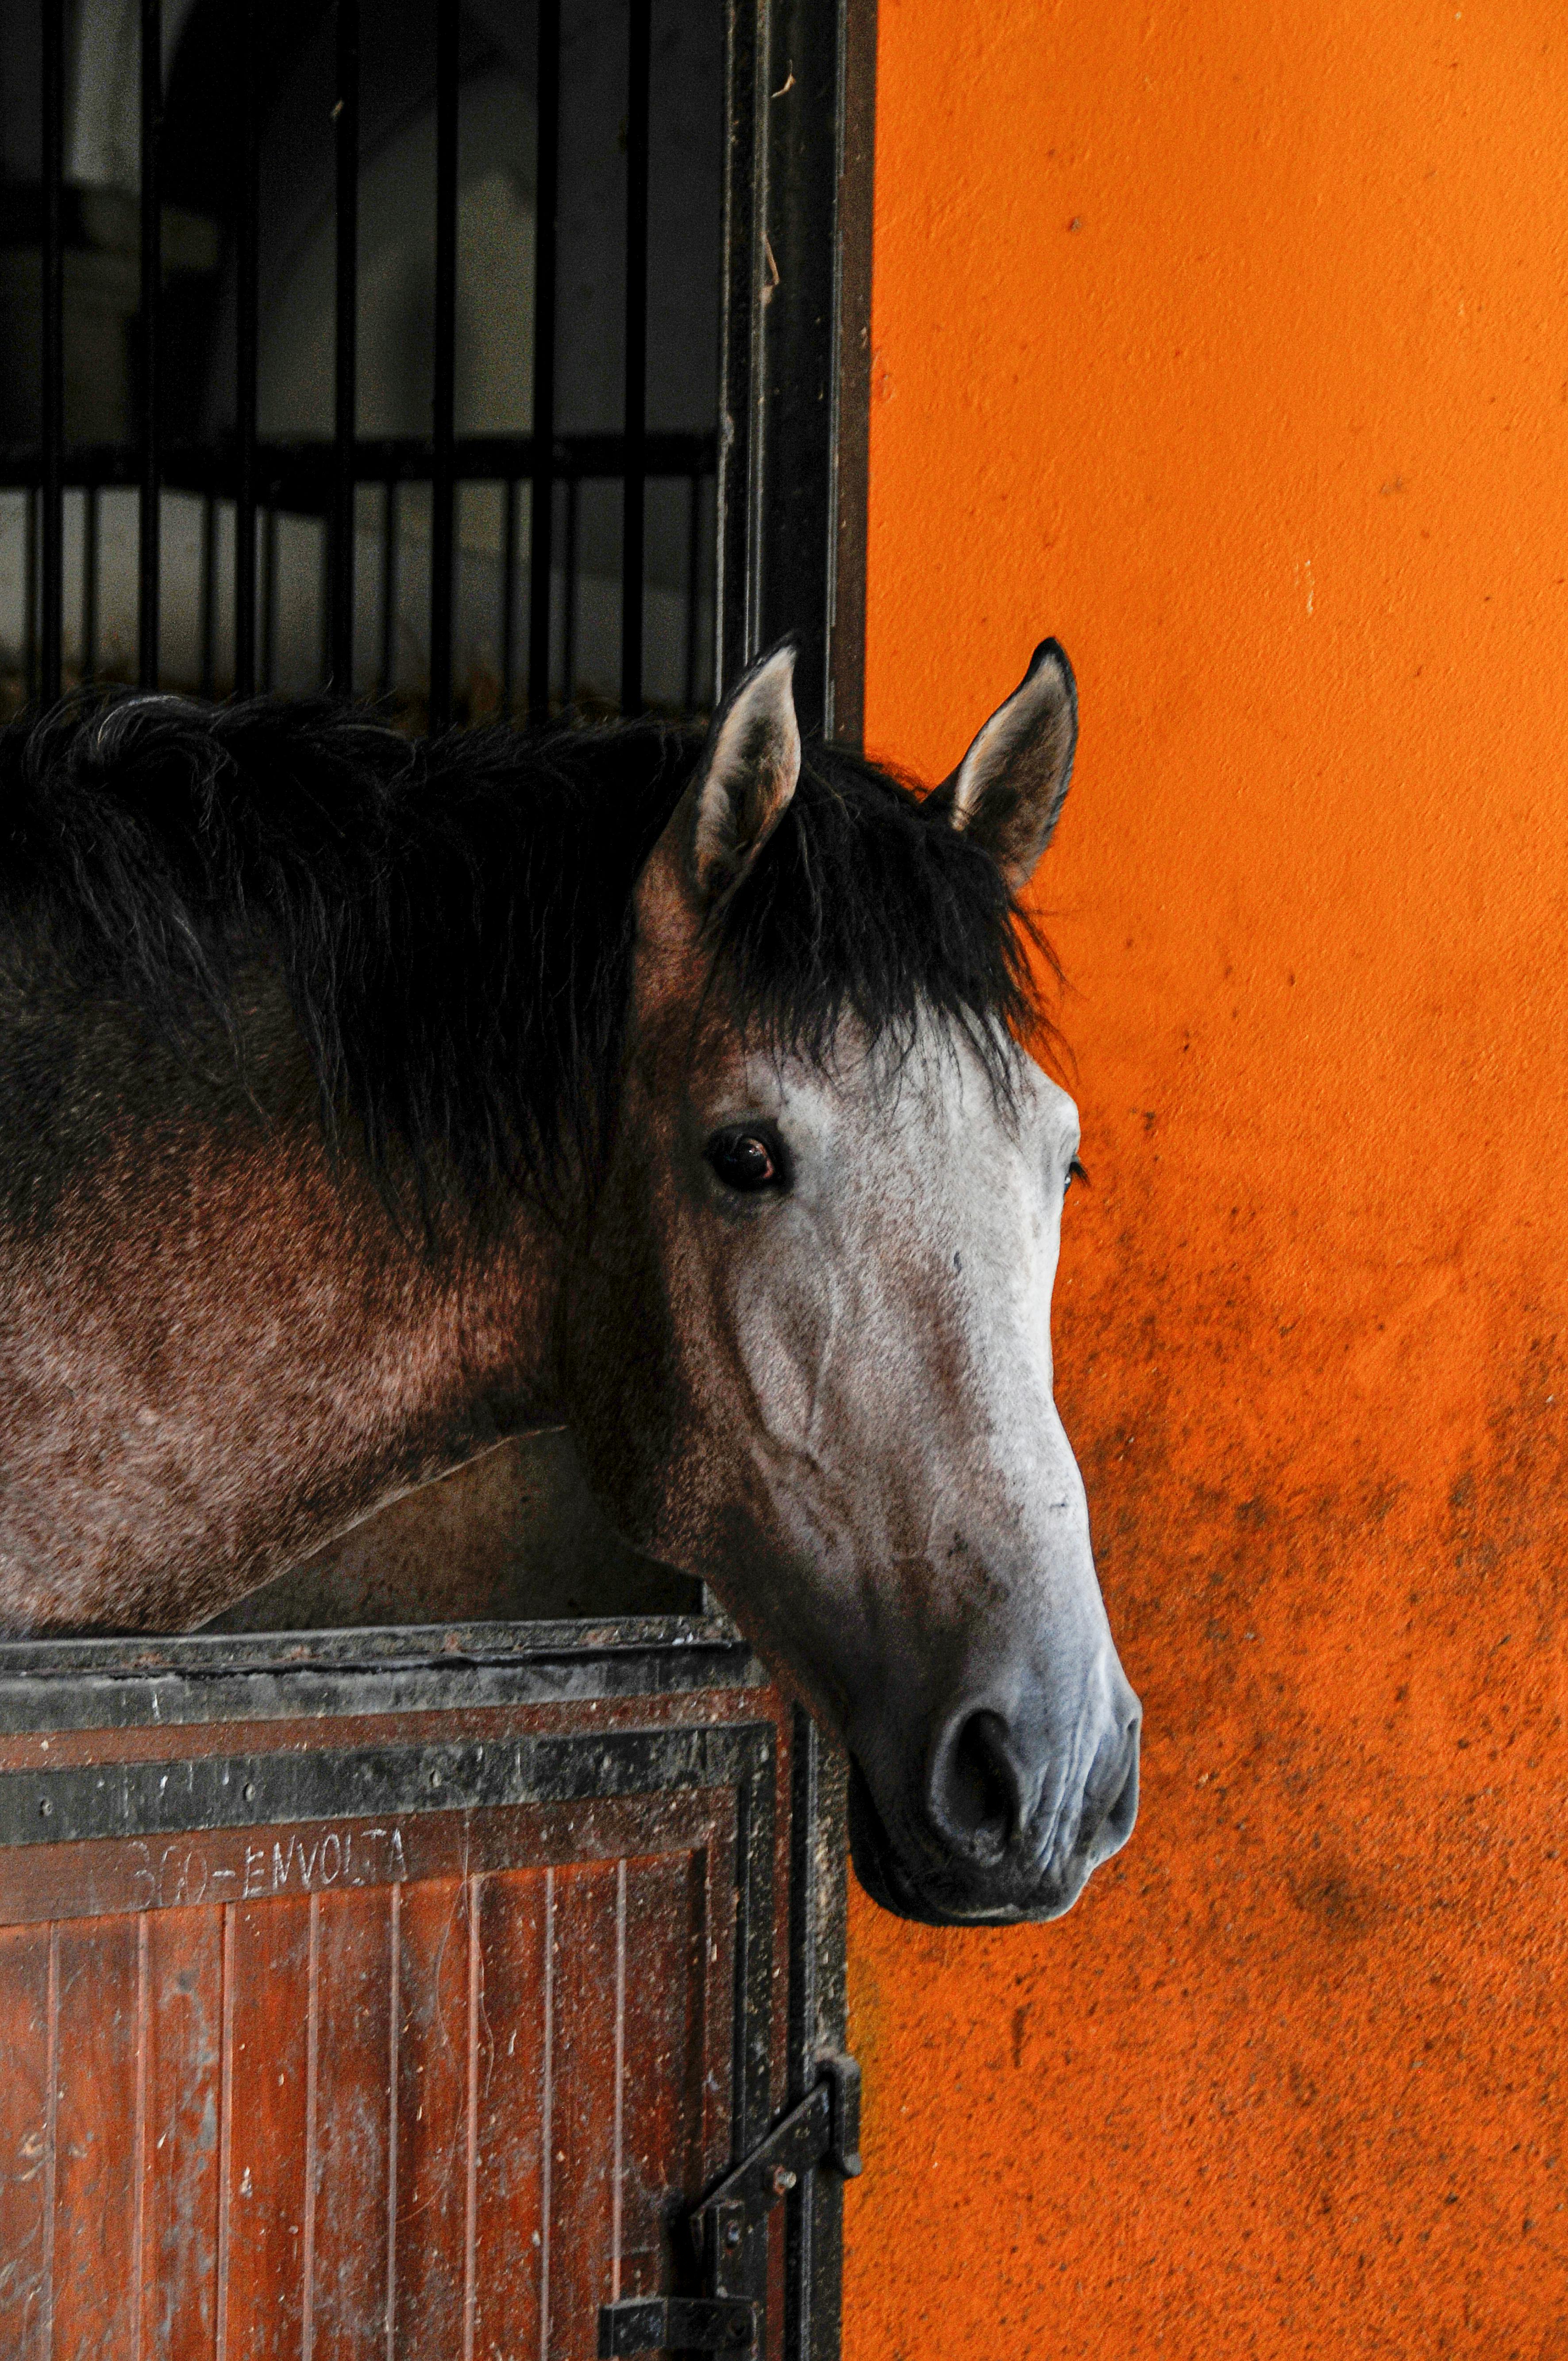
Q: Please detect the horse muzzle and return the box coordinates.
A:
[847,1684,1142,1927]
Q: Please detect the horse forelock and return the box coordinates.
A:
[0,693,1061,1227]
[708,740,1063,1109]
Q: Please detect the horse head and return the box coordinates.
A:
[564,642,1141,1926]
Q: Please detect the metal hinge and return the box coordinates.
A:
[597,2053,862,2357]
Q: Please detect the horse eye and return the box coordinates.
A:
[707,1129,784,1194]
[1064,1156,1088,1195]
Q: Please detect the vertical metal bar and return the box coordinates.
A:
[683,470,702,714]
[318,513,331,688]
[620,0,651,716]
[560,475,578,707]
[331,0,360,690]
[500,477,519,715]
[261,502,277,691]
[81,488,100,682]
[714,0,763,697]
[744,0,854,735]
[428,0,459,730]
[23,492,38,705]
[40,0,65,705]
[828,0,879,747]
[528,0,561,722]
[234,0,260,695]
[138,0,163,688]
[200,492,217,696]
[380,479,397,694]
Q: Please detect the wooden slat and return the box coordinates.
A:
[52,1913,142,2357]
[390,1876,471,2346]
[694,1824,737,2191]
[0,1923,52,2356]
[470,1866,549,2353]
[142,1905,224,2361]
[544,1858,623,2358]
[617,1850,707,2301]
[223,1896,312,2358]
[306,1884,395,2360]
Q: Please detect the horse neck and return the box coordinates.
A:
[0,1108,572,1634]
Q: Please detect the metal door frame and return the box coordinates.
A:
[717,0,878,743]
[713,5,876,2342]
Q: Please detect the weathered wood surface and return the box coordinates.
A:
[0,1681,778,2358]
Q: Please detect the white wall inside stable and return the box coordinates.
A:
[0,0,721,713]
[0,477,711,709]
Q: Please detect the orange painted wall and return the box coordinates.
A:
[846,1,1568,2351]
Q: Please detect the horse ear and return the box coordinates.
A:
[662,640,801,920]
[930,639,1078,890]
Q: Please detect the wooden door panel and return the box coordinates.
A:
[0,1701,774,2359]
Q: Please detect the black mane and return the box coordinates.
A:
[0,693,1054,1217]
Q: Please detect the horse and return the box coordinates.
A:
[0,639,1140,1925]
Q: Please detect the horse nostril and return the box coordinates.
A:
[931,1709,1027,1862]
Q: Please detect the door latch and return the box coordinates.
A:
[597,2053,861,2357]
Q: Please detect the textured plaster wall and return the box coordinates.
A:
[846,2,1568,2351]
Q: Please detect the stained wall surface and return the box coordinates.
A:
[845,2,1568,2352]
